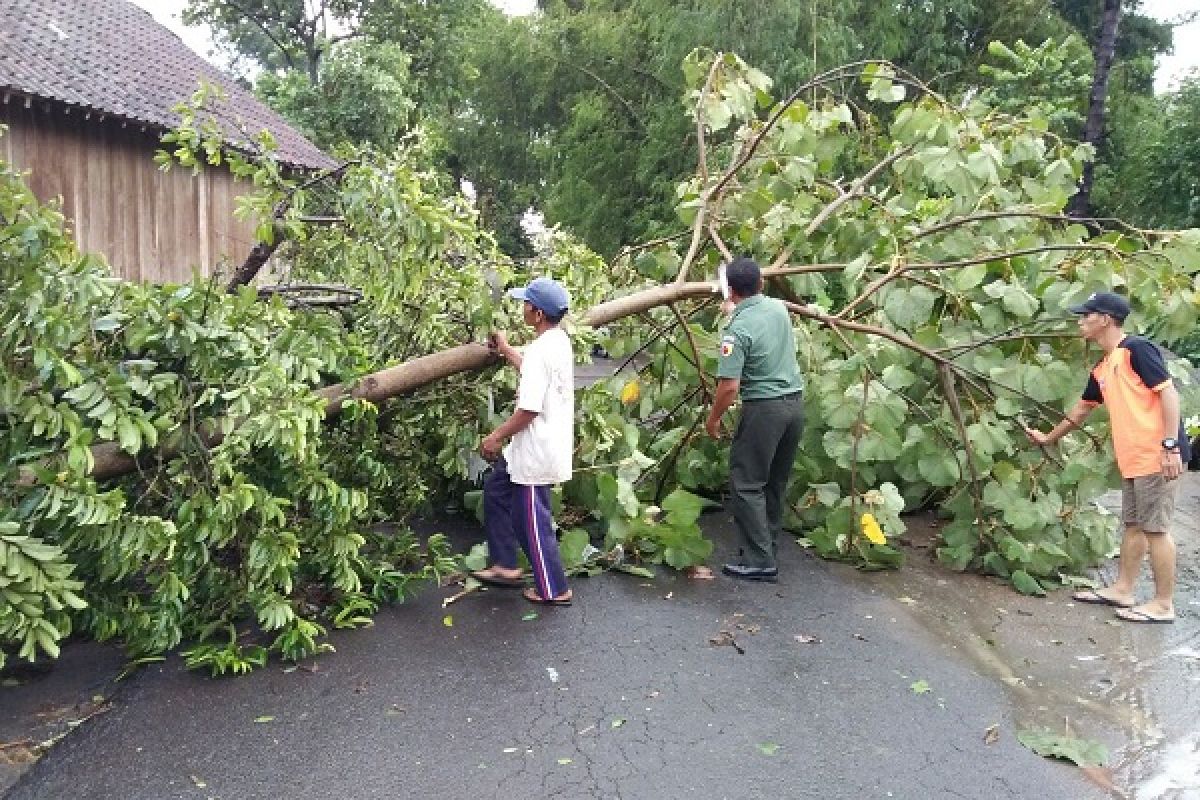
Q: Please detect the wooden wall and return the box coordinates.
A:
[1,99,258,284]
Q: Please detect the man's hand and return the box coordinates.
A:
[488,331,509,352]
[480,432,504,461]
[1163,449,1184,481]
[488,331,520,368]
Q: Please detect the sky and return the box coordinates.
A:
[135,0,1197,93]
[1142,0,1200,92]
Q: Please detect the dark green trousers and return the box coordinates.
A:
[728,392,804,569]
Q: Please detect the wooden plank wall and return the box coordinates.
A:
[1,100,258,283]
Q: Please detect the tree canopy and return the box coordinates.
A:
[454,0,1172,256]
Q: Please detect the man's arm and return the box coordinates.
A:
[481,409,538,460]
[1023,399,1095,446]
[705,377,741,438]
[1159,383,1184,480]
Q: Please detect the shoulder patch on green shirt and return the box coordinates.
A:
[719,336,736,357]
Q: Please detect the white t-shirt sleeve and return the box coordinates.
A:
[516,343,547,413]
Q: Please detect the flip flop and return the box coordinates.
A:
[471,569,526,589]
[1114,608,1175,624]
[1072,588,1134,609]
[522,587,573,606]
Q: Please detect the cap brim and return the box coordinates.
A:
[1066,303,1091,315]
[506,288,529,302]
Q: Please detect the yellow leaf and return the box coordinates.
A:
[860,513,886,545]
[620,379,641,405]
[442,615,453,627]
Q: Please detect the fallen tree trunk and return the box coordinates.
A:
[23,279,724,484]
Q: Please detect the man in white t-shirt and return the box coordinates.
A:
[474,277,575,606]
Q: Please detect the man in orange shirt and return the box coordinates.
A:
[1025,291,1187,624]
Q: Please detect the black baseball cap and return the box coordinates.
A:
[1068,291,1130,322]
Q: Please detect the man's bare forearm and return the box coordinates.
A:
[707,381,739,421]
[492,409,538,441]
[1160,384,1181,444]
[1043,399,1094,443]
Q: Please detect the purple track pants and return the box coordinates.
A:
[483,457,569,600]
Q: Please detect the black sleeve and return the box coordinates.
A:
[1082,373,1102,403]
[1125,337,1171,389]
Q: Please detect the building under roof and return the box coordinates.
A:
[0,0,336,281]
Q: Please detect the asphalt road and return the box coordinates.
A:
[5,512,1103,800]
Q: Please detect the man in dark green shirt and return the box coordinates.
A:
[705,257,805,582]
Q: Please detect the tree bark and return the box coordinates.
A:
[1070,0,1122,218]
[224,162,354,292]
[225,241,280,292]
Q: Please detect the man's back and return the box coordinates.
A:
[718,294,804,400]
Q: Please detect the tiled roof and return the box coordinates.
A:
[0,0,337,170]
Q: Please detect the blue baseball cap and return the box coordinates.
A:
[507,277,570,316]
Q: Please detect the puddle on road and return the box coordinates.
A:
[1133,731,1200,799]
[832,498,1200,799]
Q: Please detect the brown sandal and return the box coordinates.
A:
[471,568,526,588]
[522,587,573,606]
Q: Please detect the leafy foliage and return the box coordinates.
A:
[452,0,1171,257]
[979,37,1092,135]
[255,41,417,153]
[5,42,1199,675]
[1098,75,1200,233]
[606,53,1199,588]
[0,112,491,672]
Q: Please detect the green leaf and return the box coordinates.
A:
[1017,730,1108,767]
[883,286,937,330]
[1011,570,1046,596]
[660,488,708,525]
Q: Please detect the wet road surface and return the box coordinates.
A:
[4,516,1109,800]
[5,475,1198,799]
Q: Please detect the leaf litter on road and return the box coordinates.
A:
[708,629,744,654]
[1017,728,1107,767]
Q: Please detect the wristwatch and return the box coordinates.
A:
[1162,437,1179,451]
